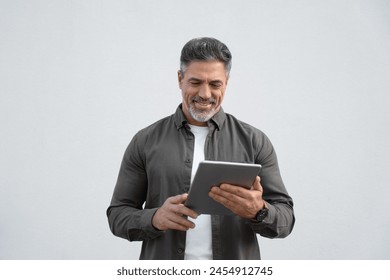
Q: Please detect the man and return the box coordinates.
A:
[107,37,295,260]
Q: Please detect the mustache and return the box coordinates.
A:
[191,96,217,104]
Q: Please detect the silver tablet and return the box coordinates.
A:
[185,160,262,215]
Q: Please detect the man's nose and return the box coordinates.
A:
[198,85,212,99]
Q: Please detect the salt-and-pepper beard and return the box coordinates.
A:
[187,96,218,123]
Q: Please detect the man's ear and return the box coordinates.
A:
[177,70,183,89]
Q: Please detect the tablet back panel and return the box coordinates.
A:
[185,161,262,215]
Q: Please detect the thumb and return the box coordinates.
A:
[169,193,188,204]
[252,176,262,191]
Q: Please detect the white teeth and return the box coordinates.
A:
[197,102,210,106]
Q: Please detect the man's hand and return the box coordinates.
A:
[208,176,265,219]
[152,193,199,231]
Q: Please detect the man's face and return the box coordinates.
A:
[178,61,228,126]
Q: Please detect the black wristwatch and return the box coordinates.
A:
[254,208,269,222]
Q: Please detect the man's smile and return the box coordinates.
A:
[191,96,217,109]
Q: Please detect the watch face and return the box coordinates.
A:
[257,208,269,222]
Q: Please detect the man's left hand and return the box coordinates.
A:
[208,176,265,219]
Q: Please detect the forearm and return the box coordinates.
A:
[107,205,163,241]
[252,133,295,238]
[250,201,295,238]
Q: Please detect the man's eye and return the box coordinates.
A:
[210,83,222,88]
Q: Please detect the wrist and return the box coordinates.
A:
[252,201,269,222]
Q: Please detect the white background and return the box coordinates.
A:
[1,0,389,260]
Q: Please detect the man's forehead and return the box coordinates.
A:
[184,61,228,80]
[186,60,225,70]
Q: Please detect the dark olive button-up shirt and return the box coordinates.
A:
[107,105,295,259]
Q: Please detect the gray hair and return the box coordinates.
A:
[179,37,232,77]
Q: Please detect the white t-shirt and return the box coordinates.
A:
[184,124,212,260]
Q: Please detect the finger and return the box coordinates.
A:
[217,184,253,199]
[209,185,263,218]
[209,187,248,208]
[171,203,199,219]
[166,213,196,230]
[153,207,196,231]
[153,194,196,231]
[252,176,262,191]
[166,194,199,219]
[209,191,251,217]
[209,190,231,206]
[167,193,189,204]
[161,220,194,231]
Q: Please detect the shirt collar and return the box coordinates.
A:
[174,104,226,130]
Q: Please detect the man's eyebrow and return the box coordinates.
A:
[188,77,203,82]
[210,79,223,84]
[188,77,223,84]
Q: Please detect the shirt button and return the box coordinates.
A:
[185,159,191,163]
[177,248,184,254]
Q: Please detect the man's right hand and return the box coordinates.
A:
[152,193,199,231]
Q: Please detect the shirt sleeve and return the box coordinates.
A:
[106,133,164,241]
[250,132,295,238]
